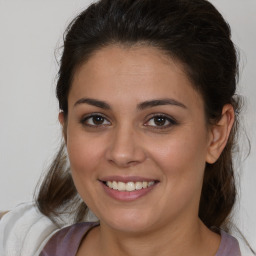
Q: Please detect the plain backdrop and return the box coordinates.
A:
[0,0,255,250]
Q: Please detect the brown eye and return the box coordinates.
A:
[81,114,111,127]
[92,115,105,125]
[153,116,167,126]
[144,114,177,129]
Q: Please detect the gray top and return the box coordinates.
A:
[39,222,241,256]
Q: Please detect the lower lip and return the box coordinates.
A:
[101,182,157,201]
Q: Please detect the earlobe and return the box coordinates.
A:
[206,104,235,164]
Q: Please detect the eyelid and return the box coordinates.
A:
[80,112,177,129]
[80,113,111,127]
[144,113,177,128]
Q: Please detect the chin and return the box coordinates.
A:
[99,208,157,233]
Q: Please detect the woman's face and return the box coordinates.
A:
[65,45,213,233]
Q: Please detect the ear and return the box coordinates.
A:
[58,111,65,126]
[206,104,235,164]
[58,112,67,143]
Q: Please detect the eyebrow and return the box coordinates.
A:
[74,98,187,110]
[74,98,111,110]
[137,99,187,110]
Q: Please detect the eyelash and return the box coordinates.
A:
[80,113,177,129]
[80,113,111,128]
[144,114,177,129]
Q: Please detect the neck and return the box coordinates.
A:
[87,218,220,256]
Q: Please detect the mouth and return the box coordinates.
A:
[102,180,156,192]
[99,177,159,201]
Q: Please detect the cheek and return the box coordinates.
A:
[66,131,106,209]
[150,129,208,188]
[66,124,103,173]
[148,133,208,216]
[65,128,107,202]
[67,139,99,174]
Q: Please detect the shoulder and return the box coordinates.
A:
[0,202,59,256]
[216,230,241,256]
[39,222,99,256]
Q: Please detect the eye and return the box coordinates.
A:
[81,114,111,127]
[144,115,177,128]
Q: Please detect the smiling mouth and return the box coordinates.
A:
[102,180,158,192]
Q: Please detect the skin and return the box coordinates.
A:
[59,45,234,256]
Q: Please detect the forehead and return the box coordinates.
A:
[69,45,204,112]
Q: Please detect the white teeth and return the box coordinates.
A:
[112,181,118,190]
[107,181,113,188]
[148,181,154,187]
[126,182,135,191]
[105,181,155,191]
[135,182,143,190]
[117,182,126,191]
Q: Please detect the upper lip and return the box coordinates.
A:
[99,176,158,183]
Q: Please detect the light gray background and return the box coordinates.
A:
[0,0,255,250]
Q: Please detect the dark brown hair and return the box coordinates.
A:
[36,0,240,231]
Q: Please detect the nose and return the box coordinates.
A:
[105,124,147,168]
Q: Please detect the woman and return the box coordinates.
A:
[0,0,252,255]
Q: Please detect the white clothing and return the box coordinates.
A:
[0,202,59,256]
